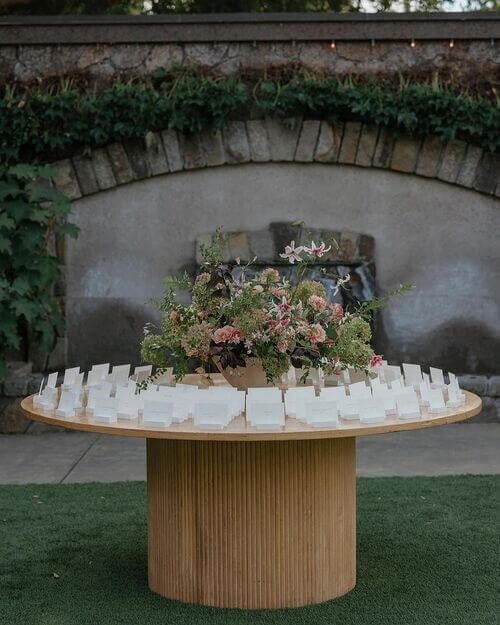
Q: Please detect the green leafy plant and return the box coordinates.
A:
[0,164,78,378]
[1,71,498,165]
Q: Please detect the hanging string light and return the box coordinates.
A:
[410,39,416,48]
[330,40,336,50]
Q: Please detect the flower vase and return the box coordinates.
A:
[213,358,274,391]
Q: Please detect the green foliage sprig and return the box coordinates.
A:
[0,164,78,378]
[1,71,498,165]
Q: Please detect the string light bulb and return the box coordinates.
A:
[410,38,416,48]
[330,40,336,49]
[449,39,454,48]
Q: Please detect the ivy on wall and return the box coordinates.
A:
[0,164,78,377]
[0,70,498,166]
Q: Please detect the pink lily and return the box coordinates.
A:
[280,241,304,264]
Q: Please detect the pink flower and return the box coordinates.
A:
[213,325,244,345]
[280,240,304,264]
[329,303,344,321]
[304,241,332,258]
[370,354,384,368]
[253,284,264,294]
[271,287,286,299]
[308,295,327,311]
[261,268,280,283]
[169,311,179,323]
[306,323,326,344]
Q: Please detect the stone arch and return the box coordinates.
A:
[52,120,500,200]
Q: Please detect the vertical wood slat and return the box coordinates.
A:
[147,437,356,609]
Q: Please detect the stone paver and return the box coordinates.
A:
[0,424,498,485]
[0,431,98,484]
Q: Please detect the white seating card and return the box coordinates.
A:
[55,390,77,418]
[339,400,359,420]
[91,363,110,378]
[153,368,174,385]
[111,364,131,388]
[63,367,80,387]
[359,397,386,424]
[389,378,403,392]
[93,396,118,423]
[193,400,230,430]
[34,386,58,410]
[86,388,110,414]
[305,398,338,428]
[284,386,315,419]
[116,387,140,420]
[396,392,421,419]
[247,387,282,400]
[403,363,423,387]
[447,386,465,408]
[46,372,58,388]
[348,381,371,399]
[427,388,447,414]
[248,402,285,431]
[86,369,104,388]
[143,398,173,427]
[383,365,402,384]
[134,365,153,377]
[429,367,445,388]
[321,386,348,405]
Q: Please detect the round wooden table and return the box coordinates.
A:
[21,387,481,609]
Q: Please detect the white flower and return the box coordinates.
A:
[304,241,332,258]
[279,240,304,264]
[333,274,351,296]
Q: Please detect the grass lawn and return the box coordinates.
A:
[0,476,498,625]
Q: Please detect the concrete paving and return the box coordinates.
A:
[0,424,499,485]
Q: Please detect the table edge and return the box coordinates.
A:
[20,391,482,441]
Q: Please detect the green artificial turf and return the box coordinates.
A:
[0,476,498,625]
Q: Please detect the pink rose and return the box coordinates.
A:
[330,303,344,321]
[169,311,179,323]
[213,325,244,344]
[261,268,280,283]
[253,284,264,294]
[370,354,384,368]
[306,323,326,344]
[308,295,327,311]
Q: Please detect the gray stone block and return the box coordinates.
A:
[473,397,500,423]
[473,152,500,195]
[458,374,488,396]
[123,138,150,179]
[246,120,271,162]
[72,155,99,195]
[161,129,183,173]
[106,142,135,185]
[92,148,116,190]
[373,127,396,169]
[456,144,482,188]
[355,125,379,167]
[265,118,301,162]
[437,140,467,184]
[314,121,342,163]
[3,376,29,397]
[223,121,250,164]
[144,131,169,176]
[51,159,81,200]
[487,376,500,397]
[338,121,361,165]
[415,136,444,178]
[294,120,320,162]
[178,133,206,170]
[390,135,420,173]
[199,128,226,167]
[27,373,44,395]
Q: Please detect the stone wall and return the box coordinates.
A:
[1,14,498,85]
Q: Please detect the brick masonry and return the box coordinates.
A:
[51,120,500,201]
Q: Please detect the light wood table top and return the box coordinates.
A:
[21,389,482,442]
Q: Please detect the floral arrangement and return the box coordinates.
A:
[141,229,410,385]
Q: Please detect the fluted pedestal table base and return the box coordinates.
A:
[147,437,356,609]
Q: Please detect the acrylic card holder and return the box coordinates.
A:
[305,398,338,428]
[142,398,173,427]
